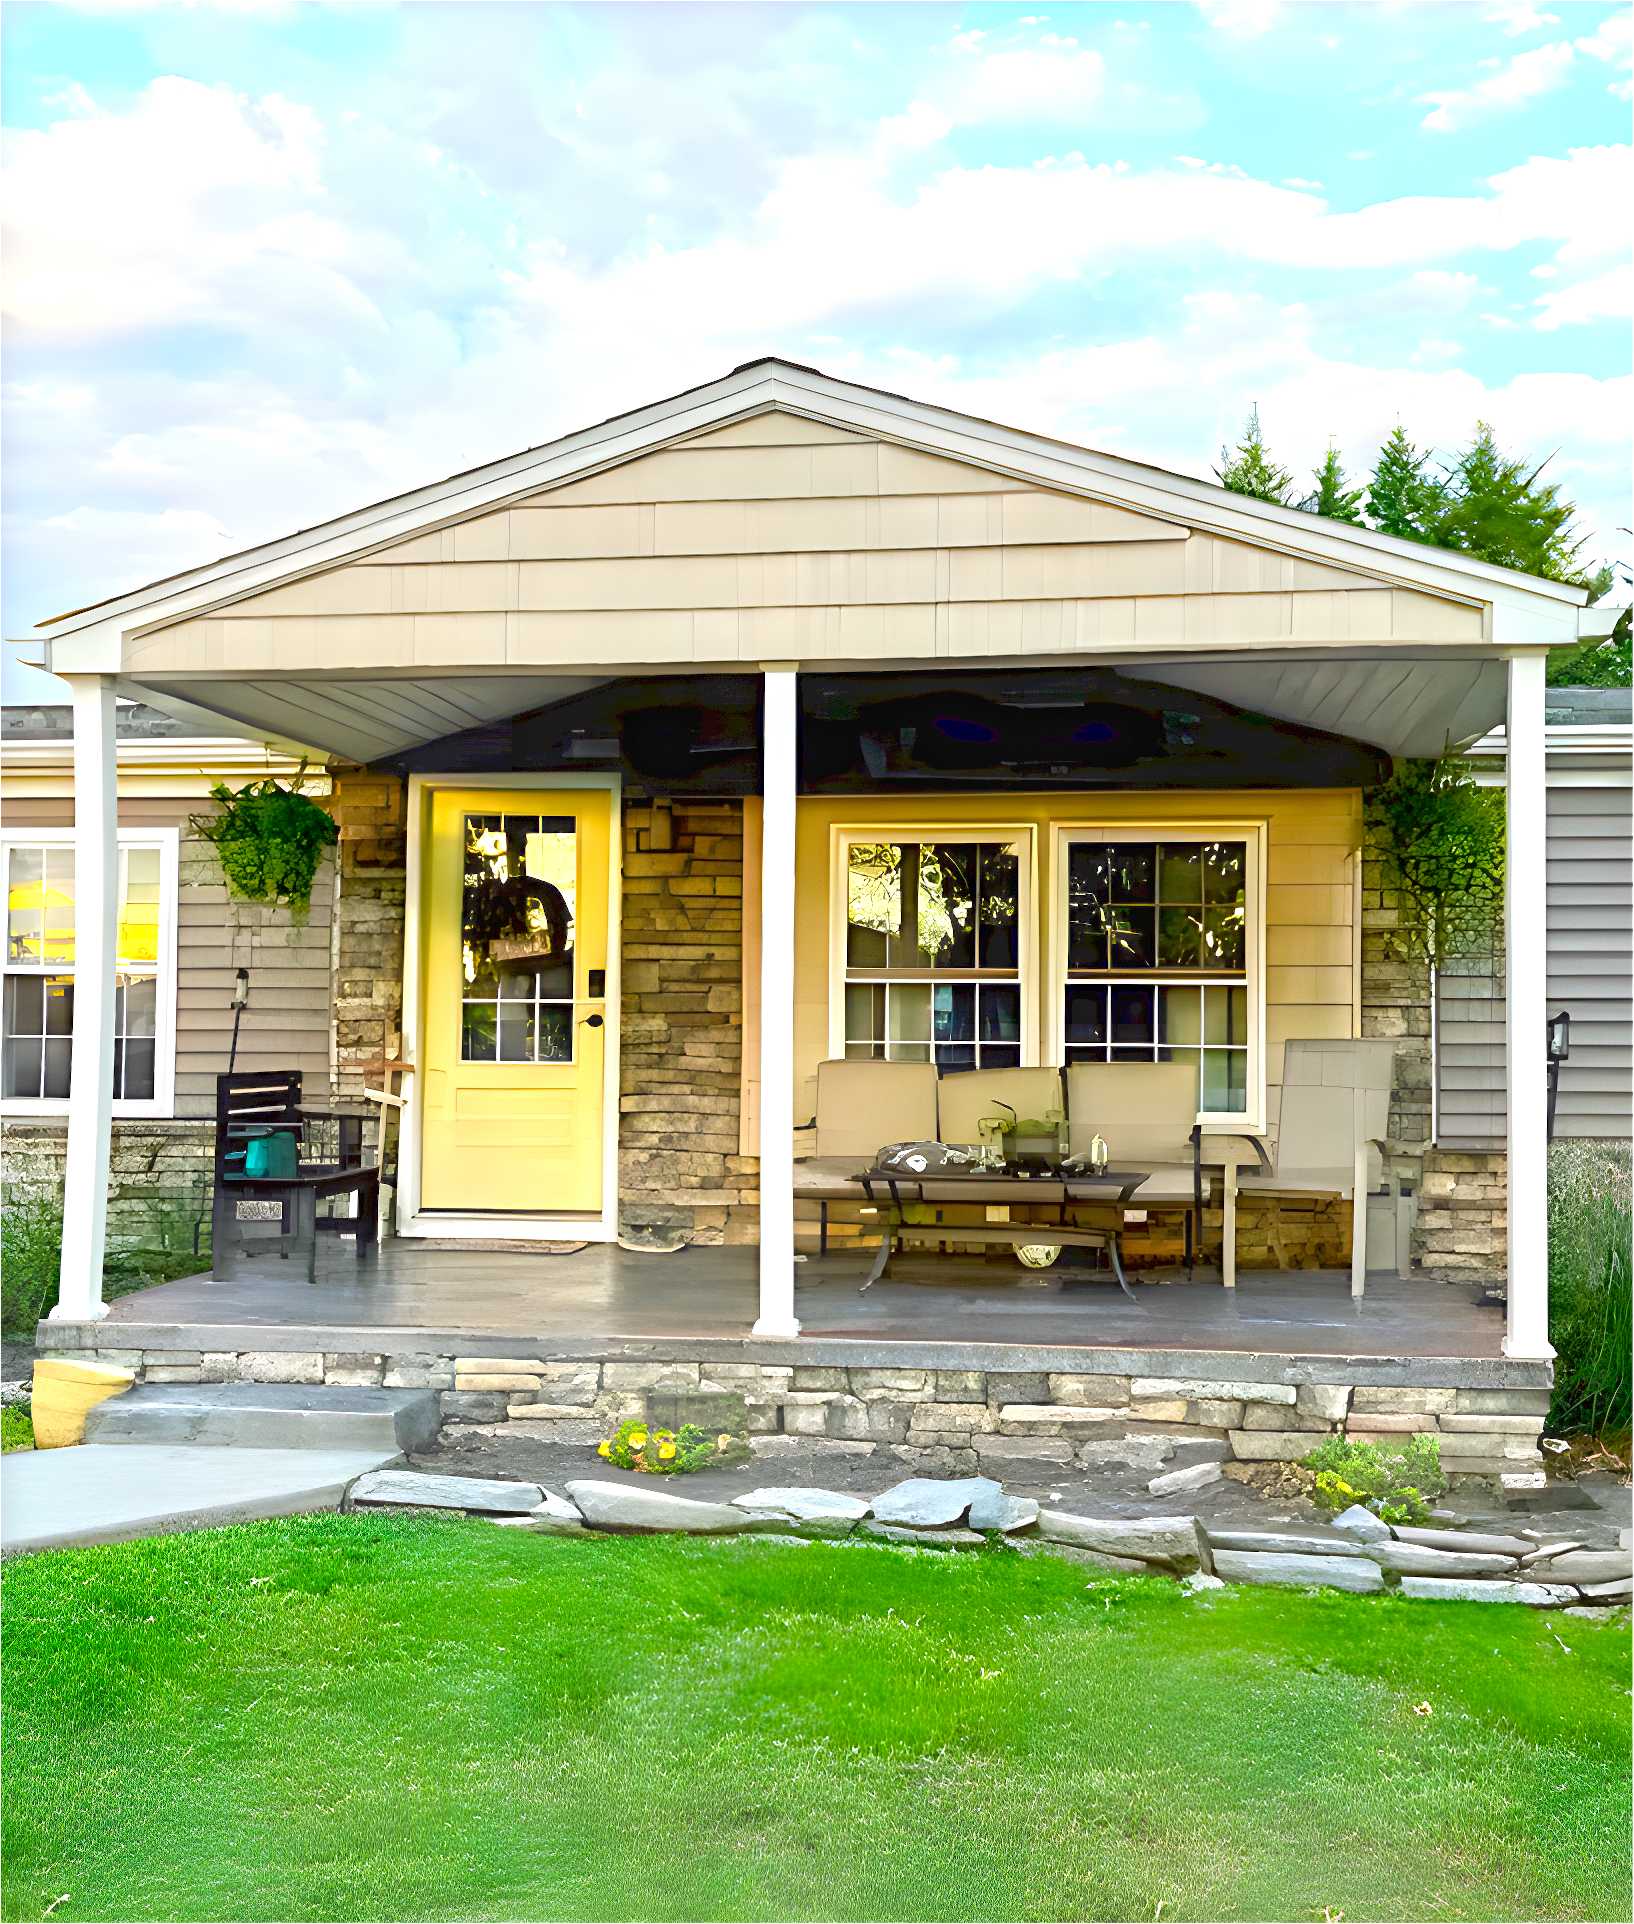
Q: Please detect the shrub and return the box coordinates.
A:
[2,1406,35,1452]
[0,1178,65,1332]
[1548,1140,1632,1439]
[1304,1433,1445,1526]
[597,1418,753,1475]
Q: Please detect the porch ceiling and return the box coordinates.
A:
[118,672,613,763]
[121,648,1509,766]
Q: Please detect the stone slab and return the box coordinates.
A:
[1206,1532,1370,1558]
[1398,1577,1578,1605]
[83,1384,441,1455]
[526,1491,589,1535]
[565,1479,752,1533]
[1,1445,402,1555]
[1075,1437,1176,1472]
[1329,1505,1392,1542]
[1134,1378,1296,1405]
[1582,1577,1634,1600]
[351,1469,543,1513]
[1211,1550,1385,1593]
[1038,1511,1204,1571]
[1227,1432,1313,1462]
[855,1522,984,1549]
[731,1487,872,1521]
[1368,1543,1518,1577]
[1525,1551,1633,1584]
[1437,1415,1546,1434]
[1020,1541,1150,1575]
[871,1477,1000,1527]
[967,1490,1040,1532]
[1147,1461,1223,1498]
[1394,1526,1532,1556]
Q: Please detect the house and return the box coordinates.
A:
[16,358,1622,1383]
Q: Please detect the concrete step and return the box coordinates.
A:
[83,1384,439,1455]
[2,1445,403,1555]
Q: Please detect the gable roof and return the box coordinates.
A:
[42,356,1586,670]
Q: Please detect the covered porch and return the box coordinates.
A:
[32,358,1592,1374]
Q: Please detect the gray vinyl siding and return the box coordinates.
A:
[1435,764,1631,1146]
[1546,782,1632,1137]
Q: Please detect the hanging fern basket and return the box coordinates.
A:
[191,768,339,914]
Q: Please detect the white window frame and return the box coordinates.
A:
[828,822,1038,1068]
[1048,820,1267,1130]
[1,827,180,1120]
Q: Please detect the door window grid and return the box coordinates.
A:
[2,843,167,1104]
[1064,839,1251,1114]
[460,814,577,1064]
[844,839,1022,1075]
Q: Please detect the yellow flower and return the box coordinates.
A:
[597,1441,610,1457]
[658,1441,676,1460]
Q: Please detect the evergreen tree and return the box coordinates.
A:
[1305,444,1365,524]
[1365,425,1443,540]
[1216,406,1294,505]
[1431,421,1592,584]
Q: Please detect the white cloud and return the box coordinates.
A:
[1533,260,1634,328]
[1575,10,1634,96]
[1194,0,1280,34]
[927,38,1108,125]
[1418,39,1577,130]
[1485,4,1560,34]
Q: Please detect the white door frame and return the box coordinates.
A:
[397,771,622,1243]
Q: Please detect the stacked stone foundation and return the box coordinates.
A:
[41,1335,1551,1488]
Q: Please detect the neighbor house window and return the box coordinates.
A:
[841,837,1027,1075]
[1061,836,1253,1113]
[1,832,178,1114]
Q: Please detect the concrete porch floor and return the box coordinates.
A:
[68,1238,1511,1364]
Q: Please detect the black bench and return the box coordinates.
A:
[211,1070,380,1281]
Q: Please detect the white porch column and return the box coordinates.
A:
[1502,647,1553,1359]
[51,674,118,1324]
[753,662,800,1336]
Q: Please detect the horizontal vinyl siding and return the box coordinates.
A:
[1436,960,1506,1149]
[1547,782,1631,1136]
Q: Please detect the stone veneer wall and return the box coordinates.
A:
[618,798,757,1247]
[43,1339,1552,1487]
[328,769,407,1107]
[1360,820,1507,1280]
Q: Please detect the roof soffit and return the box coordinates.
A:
[41,360,1585,675]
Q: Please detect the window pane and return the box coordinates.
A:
[932,983,974,1042]
[845,982,886,1051]
[497,1003,533,1061]
[1158,844,1202,902]
[1205,985,1249,1045]
[462,1002,497,1061]
[1202,843,1246,906]
[847,844,900,968]
[115,1039,156,1102]
[1109,986,1154,1050]
[5,973,43,1038]
[117,973,157,1039]
[42,849,75,966]
[535,1007,572,1064]
[1104,845,1153,904]
[43,1036,72,1100]
[1106,905,1154,971]
[1066,845,1108,971]
[1203,1049,1248,1112]
[978,983,1020,1043]
[462,813,576,1062]
[935,1044,977,1076]
[887,984,931,1050]
[919,845,975,967]
[1203,905,1245,970]
[3,1037,43,1099]
[1064,984,1106,1048]
[977,845,1019,968]
[118,848,162,964]
[1159,985,1201,1046]
[44,978,73,1036]
[8,846,76,966]
[978,1043,1020,1071]
[1158,906,1203,968]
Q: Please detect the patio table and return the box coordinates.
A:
[853,1165,1150,1300]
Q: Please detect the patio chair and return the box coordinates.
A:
[1230,1038,1397,1298]
[211,1070,381,1283]
[793,1058,938,1253]
[1063,1060,1213,1278]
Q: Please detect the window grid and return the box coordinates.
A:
[2,839,172,1108]
[459,813,578,1064]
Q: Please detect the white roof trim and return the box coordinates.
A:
[41,359,1585,677]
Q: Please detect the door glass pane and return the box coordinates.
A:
[461,814,575,1063]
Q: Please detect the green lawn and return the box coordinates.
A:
[3,1515,1627,1924]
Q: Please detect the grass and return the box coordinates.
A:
[1548,1139,1633,1438]
[3,1516,1627,1923]
[0,1406,34,1451]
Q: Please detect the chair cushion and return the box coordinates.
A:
[812,1060,940,1160]
[935,1067,1065,1147]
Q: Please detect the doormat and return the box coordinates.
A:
[408,1238,591,1254]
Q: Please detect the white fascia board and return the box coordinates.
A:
[40,360,1587,673]
[1468,723,1634,756]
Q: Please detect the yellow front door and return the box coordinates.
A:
[420,789,609,1213]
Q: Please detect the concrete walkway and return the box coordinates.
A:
[1,1445,402,1555]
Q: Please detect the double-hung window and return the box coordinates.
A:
[840,835,1029,1075]
[1,830,179,1115]
[1060,831,1257,1114]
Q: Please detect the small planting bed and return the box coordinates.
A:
[3,1513,1627,1922]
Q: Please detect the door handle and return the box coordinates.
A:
[580,1013,604,1029]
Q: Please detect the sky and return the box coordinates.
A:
[3,0,1630,701]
